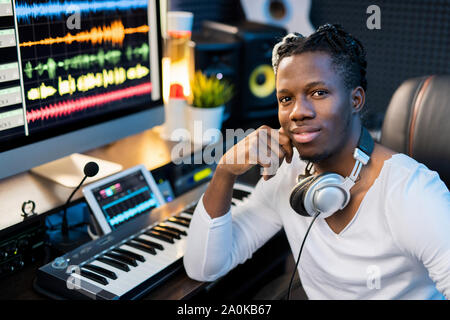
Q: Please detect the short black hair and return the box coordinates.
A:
[272,24,367,92]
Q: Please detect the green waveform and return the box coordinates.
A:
[24,43,150,80]
[126,43,149,62]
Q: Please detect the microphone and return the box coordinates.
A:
[61,162,99,237]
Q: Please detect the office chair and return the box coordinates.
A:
[380,75,450,188]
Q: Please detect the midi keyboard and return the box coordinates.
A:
[35,183,254,300]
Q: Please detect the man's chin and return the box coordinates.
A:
[295,147,331,163]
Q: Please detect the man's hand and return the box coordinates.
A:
[218,125,294,180]
[202,125,293,218]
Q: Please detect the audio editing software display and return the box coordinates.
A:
[89,170,161,230]
[0,0,155,148]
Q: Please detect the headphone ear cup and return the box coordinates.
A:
[289,175,316,217]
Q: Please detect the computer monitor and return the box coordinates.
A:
[0,0,164,180]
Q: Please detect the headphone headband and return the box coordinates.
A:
[357,126,375,158]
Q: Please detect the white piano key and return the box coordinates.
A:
[231,198,244,206]
[120,243,170,269]
[233,182,254,194]
[88,260,144,294]
[178,212,193,220]
[139,233,186,261]
[161,220,190,231]
[88,253,166,296]
[71,265,126,296]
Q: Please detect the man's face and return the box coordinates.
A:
[277,51,355,162]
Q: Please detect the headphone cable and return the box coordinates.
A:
[286,212,320,300]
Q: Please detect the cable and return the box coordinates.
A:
[286,212,320,300]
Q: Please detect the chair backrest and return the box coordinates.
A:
[381,75,450,187]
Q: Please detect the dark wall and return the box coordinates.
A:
[169,0,246,31]
[309,0,450,130]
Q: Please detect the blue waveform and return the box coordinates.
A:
[15,0,148,23]
[108,197,157,227]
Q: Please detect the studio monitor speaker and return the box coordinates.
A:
[202,20,287,121]
[191,29,242,123]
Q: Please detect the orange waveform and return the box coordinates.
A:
[20,20,149,47]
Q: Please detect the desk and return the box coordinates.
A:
[0,128,199,230]
[0,127,291,300]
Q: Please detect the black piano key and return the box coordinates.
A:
[104,252,138,267]
[231,201,237,206]
[126,241,157,255]
[157,223,187,236]
[232,188,251,200]
[167,217,190,227]
[174,216,191,223]
[151,226,181,239]
[97,257,130,272]
[132,237,164,251]
[83,264,117,280]
[80,269,108,286]
[182,204,197,215]
[144,230,175,244]
[113,248,146,262]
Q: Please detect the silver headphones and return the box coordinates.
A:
[289,127,375,218]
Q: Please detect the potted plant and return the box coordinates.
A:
[187,71,234,145]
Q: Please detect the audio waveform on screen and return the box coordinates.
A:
[15,0,147,22]
[20,20,149,47]
[26,82,152,122]
[24,44,149,79]
[27,64,150,100]
[108,197,157,227]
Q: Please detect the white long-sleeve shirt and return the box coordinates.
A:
[183,151,450,300]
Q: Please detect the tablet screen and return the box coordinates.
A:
[84,165,165,233]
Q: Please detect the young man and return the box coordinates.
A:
[183,24,450,299]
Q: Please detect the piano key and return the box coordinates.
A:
[119,244,170,268]
[178,212,194,220]
[82,264,117,280]
[112,248,146,262]
[80,269,108,286]
[139,234,186,261]
[232,188,251,200]
[104,252,138,267]
[231,198,243,206]
[97,257,130,272]
[125,241,157,255]
[157,223,187,236]
[173,216,191,223]
[68,270,129,297]
[144,230,175,244]
[132,236,164,250]
[114,247,175,289]
[167,217,190,227]
[151,226,181,239]
[87,259,159,296]
[233,183,255,194]
[90,259,142,285]
[161,220,190,234]
[182,204,197,215]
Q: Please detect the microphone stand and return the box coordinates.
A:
[61,175,88,238]
[51,162,98,253]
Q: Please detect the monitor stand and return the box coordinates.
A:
[30,153,123,188]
